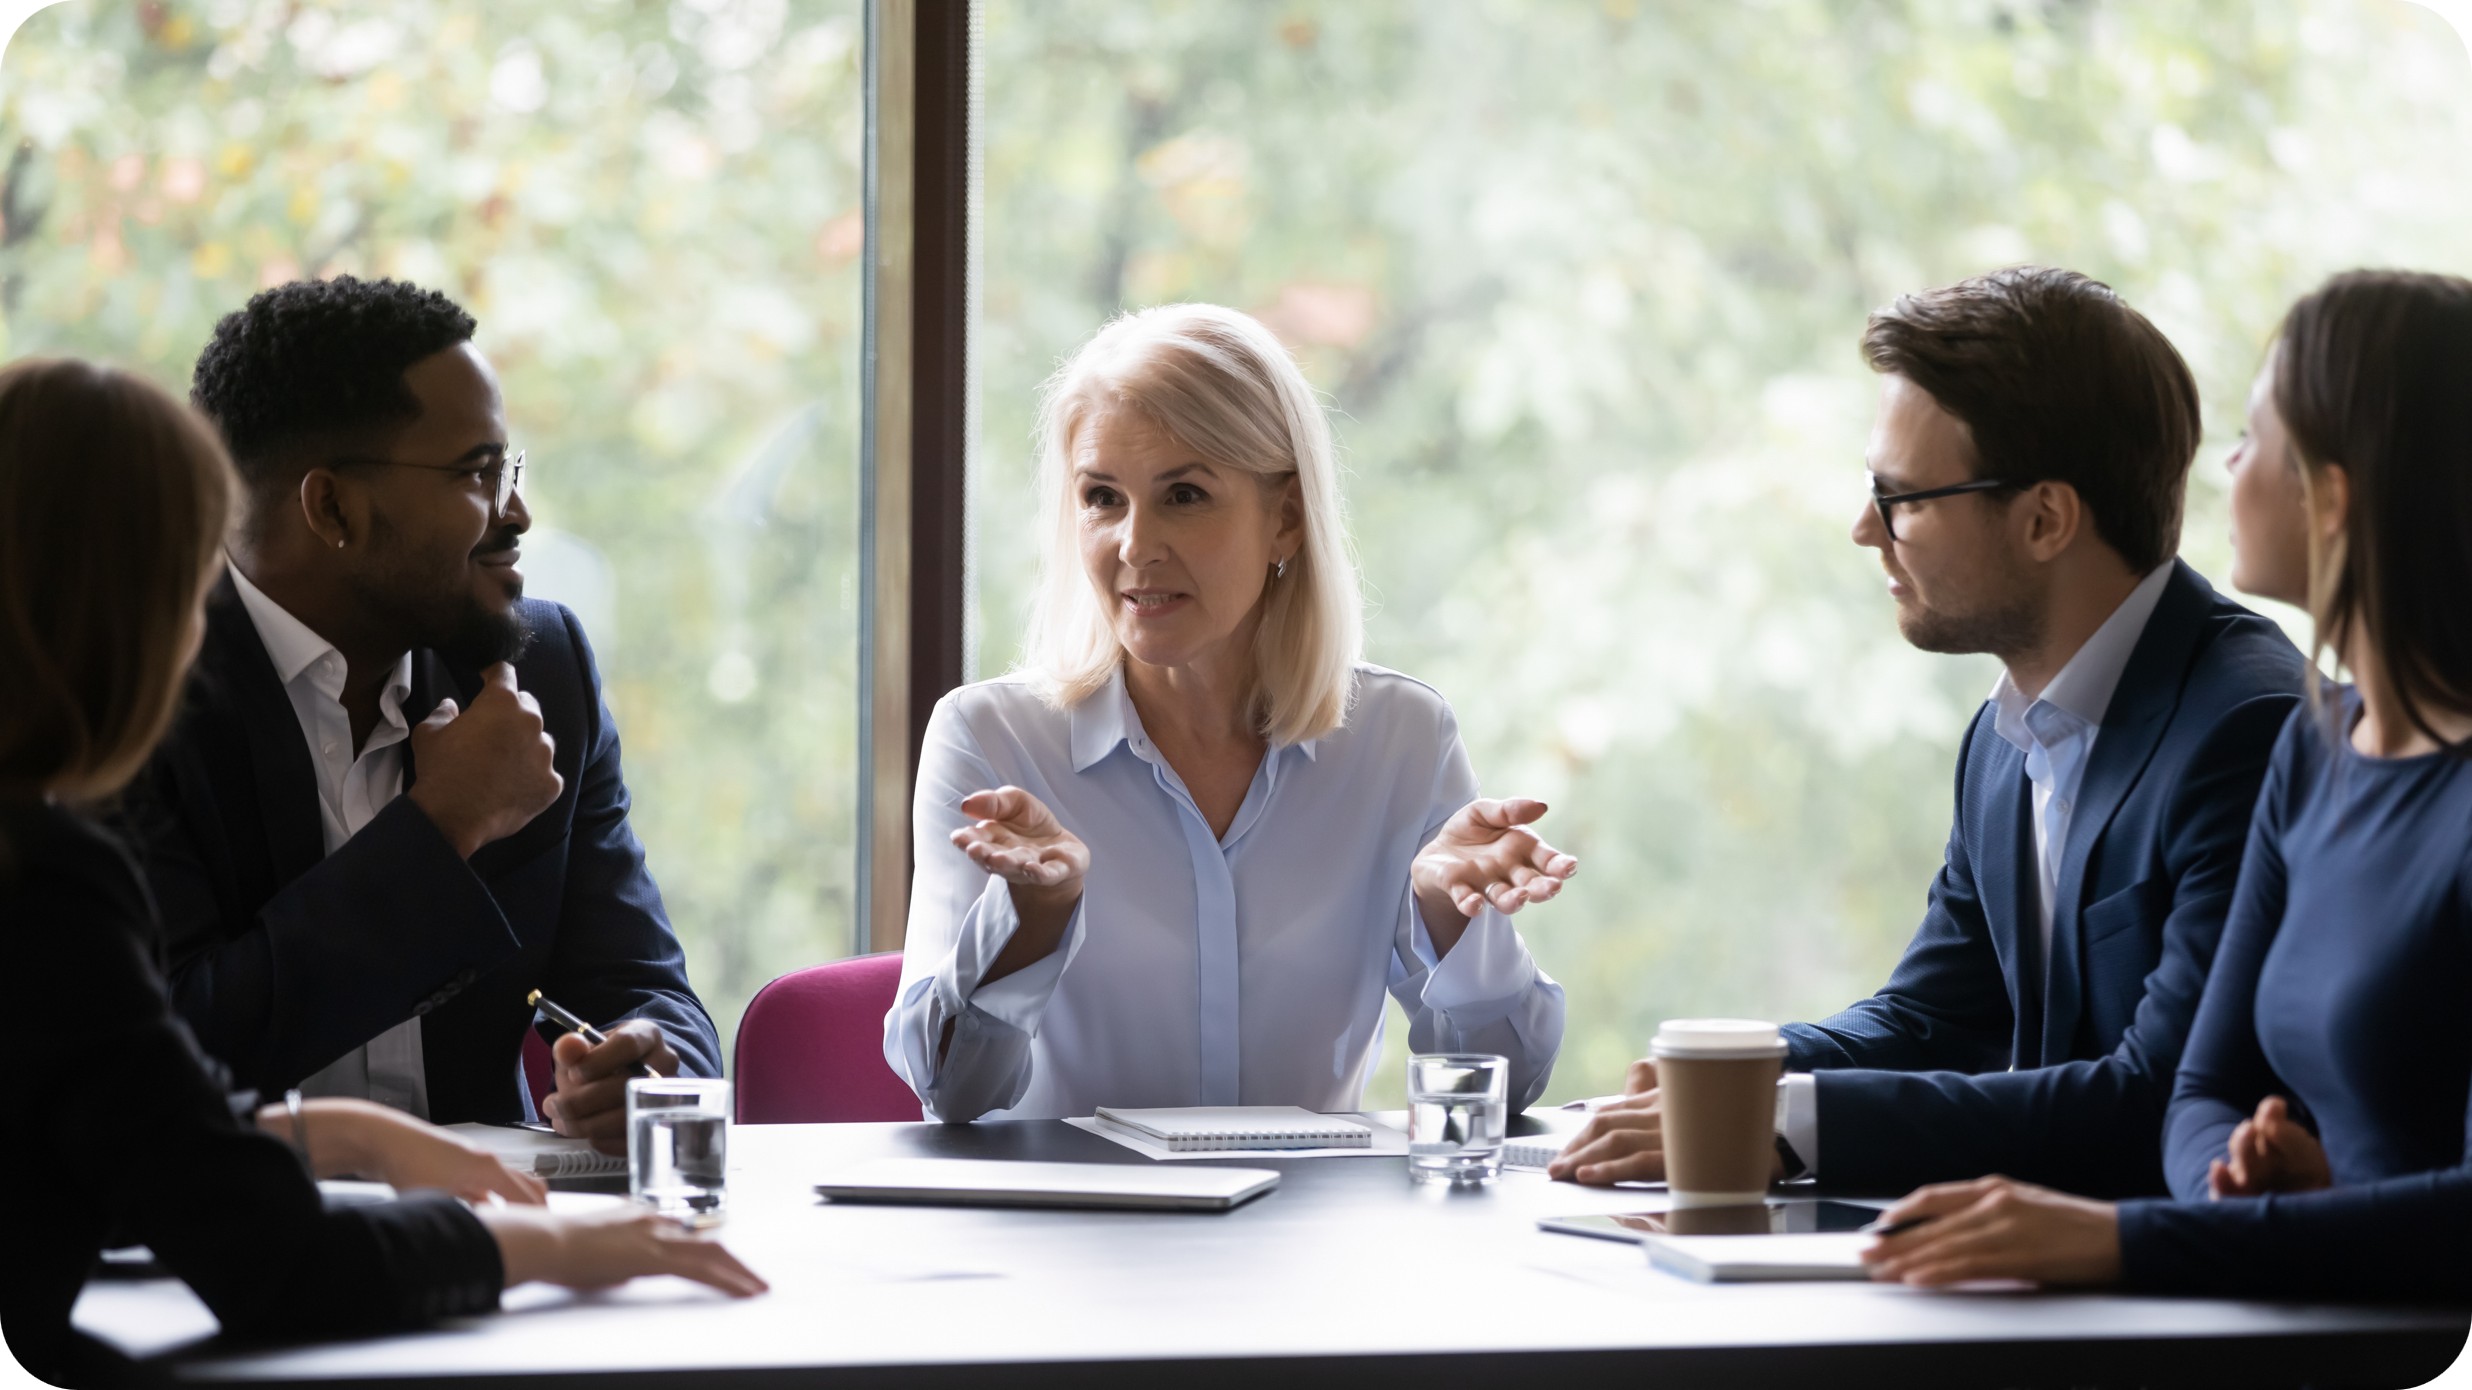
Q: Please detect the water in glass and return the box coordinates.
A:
[626,1077,729,1224]
[630,1108,727,1221]
[1407,1053,1508,1184]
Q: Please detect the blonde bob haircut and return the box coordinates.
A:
[1024,303,1364,746]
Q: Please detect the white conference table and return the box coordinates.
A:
[75,1114,2470,1388]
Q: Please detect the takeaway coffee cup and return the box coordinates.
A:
[1650,1018,1788,1208]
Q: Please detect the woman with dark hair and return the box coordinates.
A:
[1857,270,2472,1299]
[0,359,763,1386]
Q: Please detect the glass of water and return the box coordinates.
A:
[626,1077,730,1225]
[1407,1052,1509,1185]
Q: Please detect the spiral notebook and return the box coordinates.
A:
[1501,1134,1571,1169]
[1092,1106,1374,1152]
[444,1122,627,1177]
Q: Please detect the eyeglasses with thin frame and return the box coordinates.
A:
[1868,470,2019,541]
[333,448,526,520]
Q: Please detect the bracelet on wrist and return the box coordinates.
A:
[284,1088,311,1170]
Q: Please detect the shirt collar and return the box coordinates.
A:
[226,557,413,714]
[1069,666,1140,772]
[1989,560,2175,742]
[1066,663,1322,773]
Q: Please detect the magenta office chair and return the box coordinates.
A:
[521,1028,556,1118]
[732,953,925,1123]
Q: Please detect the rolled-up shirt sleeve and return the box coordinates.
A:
[1388,707,1566,1110]
[884,698,1089,1122]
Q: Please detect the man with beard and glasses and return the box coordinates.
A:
[120,276,720,1149]
[1553,267,2308,1200]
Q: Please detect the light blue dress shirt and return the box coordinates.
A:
[1986,560,2176,956]
[884,664,1566,1123]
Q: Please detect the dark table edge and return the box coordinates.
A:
[171,1318,2472,1390]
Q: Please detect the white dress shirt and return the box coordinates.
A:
[228,562,431,1118]
[1778,562,2175,1174]
[885,664,1566,1123]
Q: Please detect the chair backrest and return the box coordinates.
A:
[732,952,923,1123]
[521,1028,555,1117]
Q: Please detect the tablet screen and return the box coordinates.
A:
[1538,1199,1883,1242]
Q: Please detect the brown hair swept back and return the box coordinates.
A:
[1861,265,2200,573]
[0,359,234,806]
[2274,269,2472,756]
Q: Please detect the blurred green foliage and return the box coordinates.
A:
[970,0,2472,1104]
[6,0,2467,1107]
[1,0,868,1056]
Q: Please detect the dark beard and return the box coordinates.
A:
[356,518,536,668]
[439,601,534,668]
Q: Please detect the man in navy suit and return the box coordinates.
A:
[124,276,720,1149]
[1554,267,2306,1197]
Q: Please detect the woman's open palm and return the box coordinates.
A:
[951,786,1090,893]
[1413,797,1578,919]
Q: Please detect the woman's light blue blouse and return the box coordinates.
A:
[883,664,1566,1123]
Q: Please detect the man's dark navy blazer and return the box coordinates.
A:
[1784,560,2306,1198]
[122,574,722,1125]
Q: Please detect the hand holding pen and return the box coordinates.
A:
[530,989,680,1155]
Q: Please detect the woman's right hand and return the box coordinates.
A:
[951,786,1089,901]
[2208,1095,2333,1199]
[476,1204,769,1298]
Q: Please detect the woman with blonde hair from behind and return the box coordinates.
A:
[885,304,1573,1123]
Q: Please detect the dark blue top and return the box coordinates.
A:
[2119,694,2471,1300]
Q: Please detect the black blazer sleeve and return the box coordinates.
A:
[146,768,524,1095]
[2,807,500,1383]
[1780,714,2017,1075]
[1809,692,2296,1197]
[526,606,721,1078]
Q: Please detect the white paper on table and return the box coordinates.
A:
[1064,1113,1411,1160]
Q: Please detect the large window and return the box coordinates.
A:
[3,0,869,1051]
[969,1,2472,1104]
[9,0,2470,1107]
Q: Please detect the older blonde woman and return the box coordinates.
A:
[885,304,1573,1123]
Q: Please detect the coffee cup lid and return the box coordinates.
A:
[1650,1018,1786,1058]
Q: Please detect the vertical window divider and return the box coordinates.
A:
[861,0,973,957]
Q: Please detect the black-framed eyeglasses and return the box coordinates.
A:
[334,448,526,520]
[1868,471,2019,541]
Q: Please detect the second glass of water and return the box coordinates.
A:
[626,1076,730,1225]
[1407,1052,1509,1185]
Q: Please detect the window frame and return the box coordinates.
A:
[859,0,974,954]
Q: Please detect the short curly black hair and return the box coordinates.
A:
[189,275,477,502]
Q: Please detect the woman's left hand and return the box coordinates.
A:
[1412,797,1578,928]
[313,1100,549,1205]
[1860,1176,2121,1288]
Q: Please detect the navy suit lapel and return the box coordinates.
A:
[2039,561,2210,1062]
[201,575,326,887]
